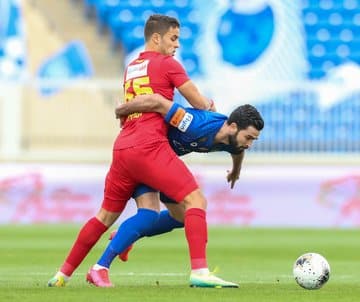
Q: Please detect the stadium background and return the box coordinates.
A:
[0,0,359,227]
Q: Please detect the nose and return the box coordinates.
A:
[246,141,253,148]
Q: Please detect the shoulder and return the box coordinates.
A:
[190,108,227,119]
[161,55,184,69]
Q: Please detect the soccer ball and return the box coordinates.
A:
[293,252,330,290]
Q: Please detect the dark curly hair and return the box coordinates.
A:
[227,104,264,131]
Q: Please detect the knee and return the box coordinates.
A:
[96,208,120,227]
[183,189,207,210]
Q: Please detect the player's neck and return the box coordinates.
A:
[145,43,159,52]
[214,122,230,145]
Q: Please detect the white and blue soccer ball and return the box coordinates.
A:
[293,252,330,290]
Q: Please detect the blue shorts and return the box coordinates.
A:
[133,184,156,198]
[133,184,177,204]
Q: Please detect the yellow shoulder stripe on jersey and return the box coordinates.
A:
[169,107,186,127]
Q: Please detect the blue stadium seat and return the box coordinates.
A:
[95,0,125,32]
[301,1,360,81]
[0,0,26,80]
[107,1,196,53]
[180,49,200,77]
[74,0,360,153]
[111,21,144,52]
[179,22,199,50]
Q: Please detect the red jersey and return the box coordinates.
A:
[114,51,190,149]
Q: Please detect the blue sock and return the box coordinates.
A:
[145,210,184,237]
[97,208,159,268]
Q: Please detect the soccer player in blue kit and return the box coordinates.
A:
[89,93,264,287]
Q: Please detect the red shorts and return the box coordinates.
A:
[101,141,198,212]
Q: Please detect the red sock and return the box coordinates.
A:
[60,217,108,276]
[184,208,208,270]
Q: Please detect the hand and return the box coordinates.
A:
[209,102,217,112]
[226,169,240,189]
[115,104,123,119]
[114,100,127,128]
[119,115,126,128]
[207,99,217,112]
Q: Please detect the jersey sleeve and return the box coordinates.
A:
[164,103,194,133]
[163,57,190,88]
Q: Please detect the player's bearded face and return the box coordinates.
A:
[159,27,180,56]
[229,131,245,152]
[231,126,260,151]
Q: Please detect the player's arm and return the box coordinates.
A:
[115,94,172,118]
[177,80,216,112]
[227,151,245,189]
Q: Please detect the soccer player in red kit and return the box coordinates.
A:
[48,14,238,288]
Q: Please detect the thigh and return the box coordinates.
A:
[101,150,137,212]
[132,143,199,203]
[135,191,160,212]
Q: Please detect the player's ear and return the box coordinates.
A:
[152,33,161,45]
[229,122,238,135]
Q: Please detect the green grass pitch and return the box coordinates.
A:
[0,225,359,302]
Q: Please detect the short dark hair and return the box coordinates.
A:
[227,104,264,131]
[144,14,180,41]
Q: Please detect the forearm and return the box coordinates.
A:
[189,94,212,111]
[177,80,214,110]
[115,94,171,117]
[231,151,245,172]
[226,151,245,189]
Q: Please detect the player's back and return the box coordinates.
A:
[115,51,189,149]
[165,105,229,155]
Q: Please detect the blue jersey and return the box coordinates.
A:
[133,103,241,199]
[165,103,241,156]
